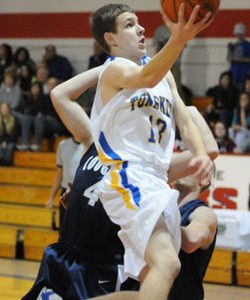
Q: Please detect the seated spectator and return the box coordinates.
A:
[43,44,73,81]
[36,64,49,94]
[0,69,22,111]
[32,77,68,151]
[153,24,184,100]
[0,44,13,84]
[13,47,36,76]
[227,23,250,89]
[214,121,237,153]
[16,81,45,151]
[229,92,250,150]
[88,41,108,69]
[205,71,239,128]
[243,75,250,96]
[19,64,34,96]
[203,103,218,130]
[0,102,18,165]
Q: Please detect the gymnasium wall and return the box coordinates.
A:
[0,0,250,95]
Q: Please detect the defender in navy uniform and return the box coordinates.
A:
[23,143,139,300]
[168,174,218,300]
[22,66,218,299]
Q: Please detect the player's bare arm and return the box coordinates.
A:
[168,106,219,183]
[181,206,218,253]
[101,4,212,105]
[50,67,101,147]
[166,71,213,183]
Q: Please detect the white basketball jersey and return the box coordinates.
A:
[90,56,175,176]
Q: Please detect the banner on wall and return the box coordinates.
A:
[198,154,250,211]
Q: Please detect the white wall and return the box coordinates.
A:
[0,0,249,95]
[1,0,249,12]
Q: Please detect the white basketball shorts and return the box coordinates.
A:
[97,161,181,280]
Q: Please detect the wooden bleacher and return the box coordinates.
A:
[236,252,250,287]
[0,184,55,206]
[192,96,213,113]
[0,149,61,261]
[0,226,17,258]
[13,151,56,169]
[204,249,233,285]
[23,229,59,261]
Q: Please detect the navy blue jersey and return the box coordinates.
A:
[168,199,217,300]
[22,143,139,300]
[59,143,124,262]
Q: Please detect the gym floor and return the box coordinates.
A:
[0,258,250,300]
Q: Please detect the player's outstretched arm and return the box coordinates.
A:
[181,206,218,254]
[50,67,101,147]
[167,71,213,184]
[168,106,219,183]
[103,4,212,94]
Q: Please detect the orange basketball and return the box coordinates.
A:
[160,0,220,23]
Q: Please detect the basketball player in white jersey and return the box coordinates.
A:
[88,3,214,300]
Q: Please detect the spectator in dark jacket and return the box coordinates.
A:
[43,45,73,81]
[0,44,13,84]
[16,81,45,151]
[13,47,36,76]
[32,77,68,151]
[0,102,18,165]
[205,71,239,128]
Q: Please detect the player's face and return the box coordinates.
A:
[111,12,146,62]
[214,122,226,138]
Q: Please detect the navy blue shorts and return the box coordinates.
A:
[22,243,139,300]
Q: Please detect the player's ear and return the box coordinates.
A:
[104,32,117,48]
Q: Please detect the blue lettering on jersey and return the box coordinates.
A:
[130,92,172,117]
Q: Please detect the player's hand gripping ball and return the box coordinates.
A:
[160,0,220,22]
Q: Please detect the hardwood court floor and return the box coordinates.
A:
[0,258,250,300]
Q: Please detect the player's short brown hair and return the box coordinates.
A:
[90,3,134,53]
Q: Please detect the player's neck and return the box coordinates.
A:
[178,189,200,206]
[111,49,142,65]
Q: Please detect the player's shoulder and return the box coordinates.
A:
[105,56,137,71]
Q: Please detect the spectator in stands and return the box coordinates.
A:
[0,69,22,111]
[214,121,237,153]
[46,137,83,228]
[227,23,250,89]
[33,77,68,152]
[16,81,45,151]
[153,24,184,99]
[205,71,239,128]
[18,64,34,96]
[13,47,36,76]
[229,92,250,150]
[0,102,18,165]
[43,44,73,81]
[88,41,108,70]
[243,75,250,96]
[0,44,13,84]
[36,64,49,94]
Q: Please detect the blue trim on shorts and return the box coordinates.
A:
[120,161,141,207]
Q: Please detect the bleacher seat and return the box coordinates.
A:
[204,249,233,284]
